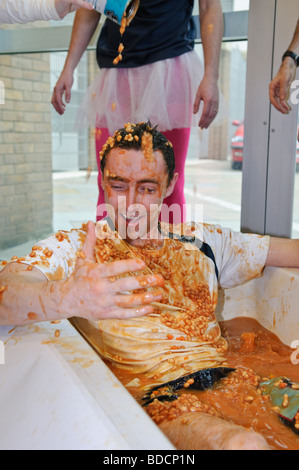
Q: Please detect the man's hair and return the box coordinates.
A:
[99,121,175,186]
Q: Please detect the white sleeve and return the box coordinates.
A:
[0,0,60,24]
[214,227,270,289]
[198,224,270,289]
[13,229,85,281]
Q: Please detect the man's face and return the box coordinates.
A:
[101,147,176,242]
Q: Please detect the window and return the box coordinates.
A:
[186,0,249,231]
[185,41,247,231]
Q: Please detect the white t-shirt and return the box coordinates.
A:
[0,0,60,24]
[2,221,270,385]
[7,221,270,291]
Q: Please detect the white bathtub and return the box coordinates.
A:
[0,266,298,450]
[218,266,299,347]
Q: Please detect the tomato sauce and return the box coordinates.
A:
[108,317,299,450]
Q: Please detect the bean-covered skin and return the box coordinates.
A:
[0,222,164,326]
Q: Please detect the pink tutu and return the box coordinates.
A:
[76,50,205,133]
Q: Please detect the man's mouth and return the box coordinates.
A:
[120,212,143,225]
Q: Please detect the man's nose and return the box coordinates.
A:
[126,187,138,209]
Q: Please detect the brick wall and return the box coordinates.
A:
[0,53,53,250]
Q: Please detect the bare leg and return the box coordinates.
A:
[159,412,270,450]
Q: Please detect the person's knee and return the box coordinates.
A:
[224,429,270,450]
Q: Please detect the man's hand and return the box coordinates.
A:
[54,0,93,19]
[193,74,220,129]
[61,222,165,320]
[269,58,297,114]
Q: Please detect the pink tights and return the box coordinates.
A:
[95,127,191,224]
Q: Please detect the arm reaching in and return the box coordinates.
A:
[51,8,100,114]
[0,222,164,326]
[0,0,93,24]
[269,18,299,114]
[193,0,223,129]
[265,236,299,268]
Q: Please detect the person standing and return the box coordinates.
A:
[51,0,223,223]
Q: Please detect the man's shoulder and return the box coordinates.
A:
[159,222,223,240]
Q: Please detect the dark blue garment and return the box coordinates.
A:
[97,0,196,69]
[158,222,219,280]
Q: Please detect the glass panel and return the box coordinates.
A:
[0,49,99,258]
[50,51,89,171]
[193,0,249,15]
[222,0,250,12]
[0,0,250,258]
[185,40,247,231]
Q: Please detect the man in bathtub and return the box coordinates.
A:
[1,121,298,450]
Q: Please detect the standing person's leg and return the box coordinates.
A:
[95,128,110,221]
[160,127,191,225]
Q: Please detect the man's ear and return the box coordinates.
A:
[165,172,178,198]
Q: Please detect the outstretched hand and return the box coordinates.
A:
[62,221,165,320]
[269,59,297,114]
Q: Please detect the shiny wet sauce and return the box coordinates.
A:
[208,317,299,450]
[108,317,299,450]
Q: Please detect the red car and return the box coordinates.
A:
[231,120,299,170]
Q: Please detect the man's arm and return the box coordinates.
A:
[0,0,93,24]
[269,18,299,114]
[0,222,164,326]
[265,236,299,267]
[51,8,100,114]
[193,0,223,129]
